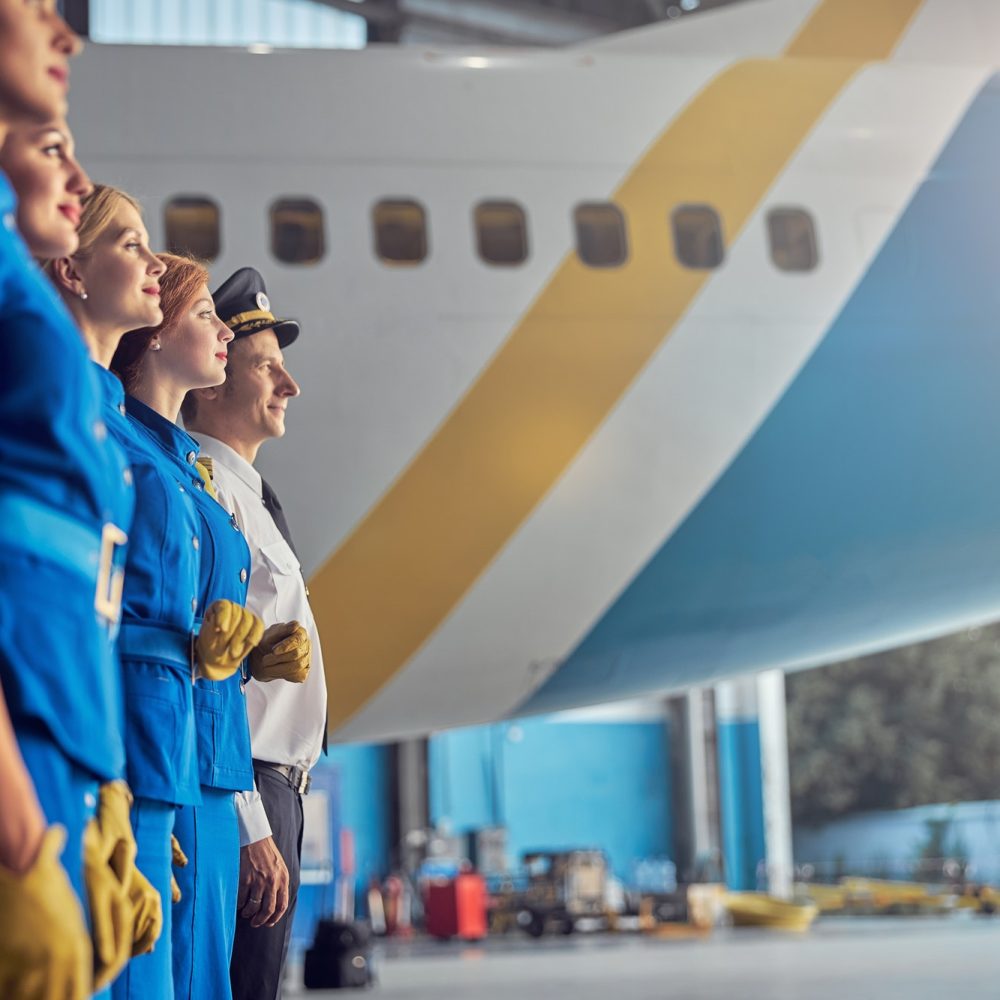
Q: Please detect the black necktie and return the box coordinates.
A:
[260,477,299,558]
[260,476,327,754]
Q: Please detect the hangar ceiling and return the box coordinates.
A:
[311,0,752,46]
[58,0,752,48]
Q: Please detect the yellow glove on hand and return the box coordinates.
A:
[128,866,161,957]
[248,621,311,684]
[195,600,264,681]
[92,782,161,958]
[0,826,91,1000]
[170,834,188,904]
[86,781,137,990]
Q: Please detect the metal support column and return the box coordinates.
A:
[668,689,721,882]
[393,738,429,871]
[757,669,794,899]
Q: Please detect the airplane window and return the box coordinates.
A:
[373,199,428,264]
[671,205,724,269]
[768,207,818,272]
[270,197,325,265]
[164,196,221,261]
[574,202,628,268]
[475,200,528,266]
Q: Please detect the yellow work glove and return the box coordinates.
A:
[170,834,188,904]
[195,599,264,682]
[86,781,138,990]
[0,826,91,1000]
[92,781,161,958]
[248,621,311,684]
[128,866,161,957]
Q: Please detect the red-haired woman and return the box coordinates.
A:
[110,253,286,1000]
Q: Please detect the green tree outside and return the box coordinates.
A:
[786,624,1000,826]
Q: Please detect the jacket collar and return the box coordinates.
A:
[191,433,262,498]
[93,363,126,417]
[125,394,200,468]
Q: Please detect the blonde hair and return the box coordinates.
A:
[73,183,142,259]
[43,182,143,280]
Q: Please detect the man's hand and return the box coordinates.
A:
[236,837,289,929]
[248,622,310,684]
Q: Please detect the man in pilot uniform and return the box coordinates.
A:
[182,268,327,1000]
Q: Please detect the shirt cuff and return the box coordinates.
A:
[234,788,272,847]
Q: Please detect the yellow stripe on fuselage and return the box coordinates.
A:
[787,0,923,60]
[312,0,924,733]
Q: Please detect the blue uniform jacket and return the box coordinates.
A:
[126,398,255,793]
[105,379,202,806]
[0,174,132,782]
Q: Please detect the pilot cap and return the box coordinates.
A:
[212,267,299,348]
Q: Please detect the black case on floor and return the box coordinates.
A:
[304,919,374,990]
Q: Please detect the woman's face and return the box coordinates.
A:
[0,119,90,257]
[0,0,80,126]
[74,199,165,333]
[159,283,234,392]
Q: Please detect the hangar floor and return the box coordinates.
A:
[286,915,999,998]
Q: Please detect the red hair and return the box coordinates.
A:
[111,252,209,392]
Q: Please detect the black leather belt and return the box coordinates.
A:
[252,759,311,795]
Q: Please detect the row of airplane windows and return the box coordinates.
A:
[164,196,821,273]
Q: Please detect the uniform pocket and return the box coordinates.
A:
[259,539,300,577]
[123,663,197,801]
[192,682,222,786]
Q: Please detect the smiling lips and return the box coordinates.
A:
[142,286,160,298]
[58,204,80,226]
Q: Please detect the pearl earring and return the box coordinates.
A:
[150,341,162,352]
[78,290,88,301]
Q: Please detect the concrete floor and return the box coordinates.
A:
[285,915,999,999]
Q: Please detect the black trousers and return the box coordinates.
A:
[230,766,304,1000]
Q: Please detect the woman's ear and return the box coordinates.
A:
[50,256,86,299]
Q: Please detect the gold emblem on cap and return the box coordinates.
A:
[256,291,270,311]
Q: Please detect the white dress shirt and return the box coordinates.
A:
[194,433,328,846]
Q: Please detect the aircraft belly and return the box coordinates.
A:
[524,69,1000,715]
[335,64,988,742]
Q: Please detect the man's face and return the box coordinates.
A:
[220,329,300,449]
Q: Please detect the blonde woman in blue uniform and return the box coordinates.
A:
[111,253,309,1000]
[0,3,153,997]
[49,199,265,998]
[1,125,168,994]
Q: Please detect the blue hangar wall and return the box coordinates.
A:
[795,799,1000,884]
[291,742,394,948]
[428,711,674,880]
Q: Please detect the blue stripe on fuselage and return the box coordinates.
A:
[523,73,1000,714]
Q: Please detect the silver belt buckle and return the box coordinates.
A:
[291,765,311,796]
[94,523,128,625]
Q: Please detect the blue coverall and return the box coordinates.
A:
[0,175,133,910]
[104,379,204,1000]
[123,397,256,1000]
